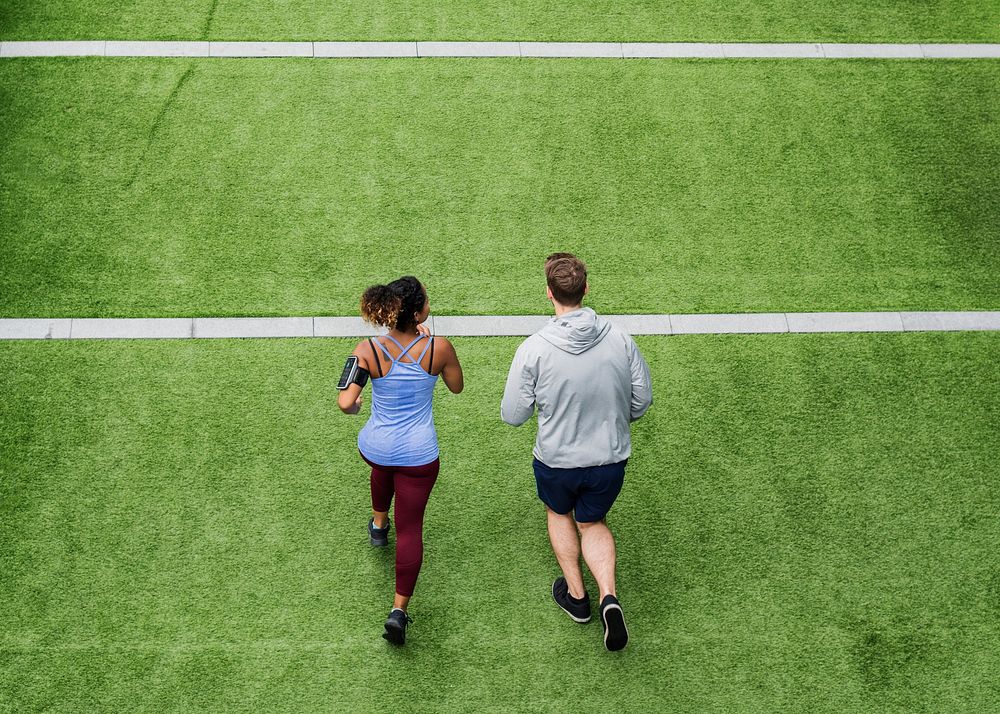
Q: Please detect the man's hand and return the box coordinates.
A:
[417,322,432,337]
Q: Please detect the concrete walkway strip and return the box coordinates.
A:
[921,43,1000,58]
[71,318,193,339]
[6,41,998,59]
[0,319,73,340]
[209,42,313,57]
[520,42,624,58]
[785,312,905,333]
[314,41,417,58]
[723,43,823,58]
[821,43,925,58]
[192,317,314,338]
[418,41,520,57]
[2,41,106,57]
[671,313,788,334]
[2,312,999,340]
[106,41,210,57]
[899,311,1000,331]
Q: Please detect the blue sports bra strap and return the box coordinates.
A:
[415,335,433,363]
[372,337,396,363]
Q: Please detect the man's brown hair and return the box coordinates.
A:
[545,252,587,306]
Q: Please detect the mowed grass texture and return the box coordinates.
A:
[2,60,999,318]
[1,0,999,43]
[2,334,998,711]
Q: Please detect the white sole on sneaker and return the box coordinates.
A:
[601,603,629,651]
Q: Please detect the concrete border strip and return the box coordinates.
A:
[2,41,1000,59]
[3,312,1000,340]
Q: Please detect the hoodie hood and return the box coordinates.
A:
[538,307,612,355]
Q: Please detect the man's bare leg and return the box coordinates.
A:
[577,519,617,600]
[546,507,587,599]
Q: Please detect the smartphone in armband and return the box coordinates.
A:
[337,356,370,390]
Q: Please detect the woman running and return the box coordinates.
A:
[337,276,463,645]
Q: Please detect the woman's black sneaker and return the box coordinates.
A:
[599,595,629,651]
[368,518,390,547]
[382,608,411,645]
[552,577,591,623]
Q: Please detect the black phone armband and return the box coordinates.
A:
[337,356,370,390]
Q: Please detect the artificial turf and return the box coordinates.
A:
[1,0,999,43]
[1,333,998,711]
[2,59,999,318]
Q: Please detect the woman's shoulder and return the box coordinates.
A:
[430,335,456,354]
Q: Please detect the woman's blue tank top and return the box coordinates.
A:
[358,334,439,467]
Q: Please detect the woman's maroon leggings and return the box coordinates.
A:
[362,454,439,597]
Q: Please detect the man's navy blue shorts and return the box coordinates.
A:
[532,458,627,523]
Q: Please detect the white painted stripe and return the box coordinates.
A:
[2,312,999,340]
[2,40,999,59]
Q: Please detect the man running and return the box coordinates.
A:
[501,253,652,651]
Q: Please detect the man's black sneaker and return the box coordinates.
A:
[599,595,629,651]
[382,608,412,645]
[368,518,390,547]
[552,577,592,623]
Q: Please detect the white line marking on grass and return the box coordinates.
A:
[2,41,1000,59]
[3,312,1000,340]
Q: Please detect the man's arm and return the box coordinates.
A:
[501,342,537,426]
[627,338,653,422]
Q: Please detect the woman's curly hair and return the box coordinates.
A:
[360,276,426,331]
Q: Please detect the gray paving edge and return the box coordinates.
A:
[2,312,999,340]
[3,41,1000,59]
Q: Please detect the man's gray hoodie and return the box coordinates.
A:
[501,307,652,468]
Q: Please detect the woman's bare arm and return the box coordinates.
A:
[435,338,464,394]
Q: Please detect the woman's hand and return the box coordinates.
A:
[416,322,432,337]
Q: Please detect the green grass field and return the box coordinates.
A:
[1,0,999,43]
[2,334,998,711]
[2,59,998,317]
[3,1,1000,709]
